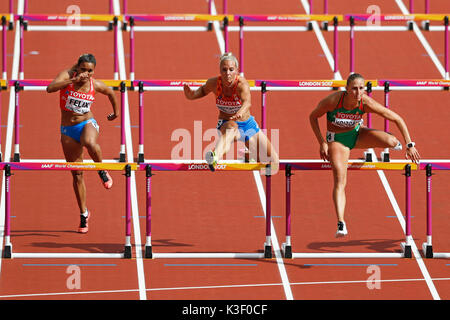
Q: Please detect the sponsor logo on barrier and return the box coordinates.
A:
[41,164,54,169]
[188,164,227,170]
[298,81,333,87]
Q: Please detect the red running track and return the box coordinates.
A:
[0,0,449,306]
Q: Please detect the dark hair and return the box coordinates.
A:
[77,53,96,67]
[346,73,364,86]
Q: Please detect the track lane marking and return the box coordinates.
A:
[113,0,147,300]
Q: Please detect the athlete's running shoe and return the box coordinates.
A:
[335,221,348,238]
[98,170,113,189]
[78,211,90,234]
[205,151,217,172]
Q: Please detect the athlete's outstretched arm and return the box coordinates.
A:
[183,78,215,100]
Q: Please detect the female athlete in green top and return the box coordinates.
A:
[309,73,420,237]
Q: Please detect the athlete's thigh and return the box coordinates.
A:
[328,141,350,177]
[61,134,83,162]
[80,121,99,146]
[219,120,241,141]
[354,127,395,149]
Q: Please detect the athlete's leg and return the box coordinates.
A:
[214,120,241,160]
[80,121,112,188]
[61,134,86,214]
[246,131,280,174]
[328,141,350,223]
[354,127,400,149]
[80,121,102,162]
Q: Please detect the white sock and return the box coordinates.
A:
[81,209,88,217]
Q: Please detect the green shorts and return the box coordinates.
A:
[326,124,360,150]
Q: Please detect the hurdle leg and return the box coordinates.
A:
[401,164,412,258]
[145,165,153,258]
[119,82,126,162]
[14,81,21,162]
[381,82,390,162]
[3,164,12,258]
[422,164,433,258]
[138,82,145,163]
[2,16,7,80]
[264,164,272,258]
[282,164,292,258]
[124,165,132,258]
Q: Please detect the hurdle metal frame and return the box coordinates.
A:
[6,79,132,163]
[12,14,121,80]
[1,161,137,259]
[421,161,450,258]
[140,161,274,259]
[281,160,416,259]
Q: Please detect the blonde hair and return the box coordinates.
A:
[219,52,239,69]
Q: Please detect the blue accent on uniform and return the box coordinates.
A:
[217,115,260,142]
[60,118,98,143]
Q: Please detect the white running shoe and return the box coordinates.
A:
[205,150,217,172]
[335,221,348,238]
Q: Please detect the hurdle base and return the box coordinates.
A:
[364,151,372,162]
[145,245,153,259]
[264,245,272,258]
[401,242,412,258]
[138,153,145,163]
[3,245,12,258]
[321,21,328,31]
[13,153,20,162]
[421,20,430,31]
[9,252,126,258]
[151,252,266,259]
[422,243,433,258]
[282,243,292,259]
[381,151,390,162]
[124,245,132,259]
[119,152,126,163]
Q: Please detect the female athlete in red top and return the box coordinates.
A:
[183,53,279,173]
[47,54,119,233]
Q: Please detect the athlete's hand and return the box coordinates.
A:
[320,142,329,161]
[406,146,420,164]
[229,112,243,121]
[107,113,118,121]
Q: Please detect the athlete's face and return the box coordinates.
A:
[220,59,238,86]
[76,62,95,82]
[346,77,365,102]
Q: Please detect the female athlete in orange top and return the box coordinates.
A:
[183,53,279,173]
[47,54,119,233]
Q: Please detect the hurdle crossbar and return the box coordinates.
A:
[15,15,121,80]
[281,161,416,259]
[1,163,134,259]
[141,162,274,259]
[420,162,450,258]
[7,79,130,162]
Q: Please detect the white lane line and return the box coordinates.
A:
[395,0,447,78]
[210,0,293,300]
[1,276,449,299]
[300,0,440,300]
[0,0,24,274]
[113,0,147,300]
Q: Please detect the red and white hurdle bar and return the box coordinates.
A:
[5,79,132,163]
[1,161,137,259]
[281,160,417,259]
[2,160,448,259]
